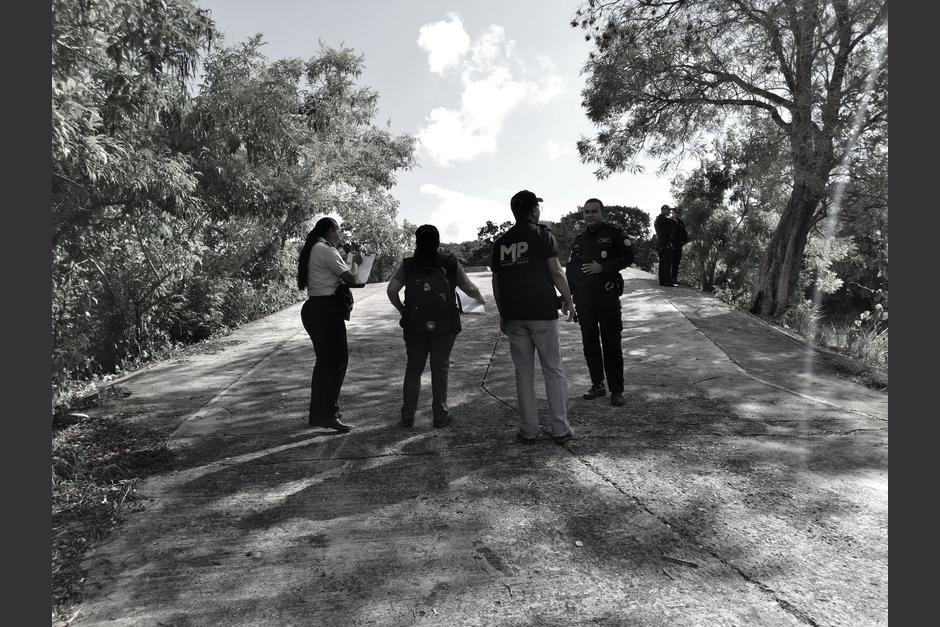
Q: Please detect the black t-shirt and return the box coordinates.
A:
[491,222,559,320]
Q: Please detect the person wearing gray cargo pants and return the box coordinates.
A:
[491,190,577,444]
[505,319,571,439]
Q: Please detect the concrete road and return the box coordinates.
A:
[74,268,887,626]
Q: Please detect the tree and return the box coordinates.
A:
[825,126,887,319]
[52,0,215,245]
[52,0,216,377]
[51,2,416,387]
[672,119,787,296]
[187,38,417,262]
[574,0,887,316]
[462,220,513,266]
[476,220,514,246]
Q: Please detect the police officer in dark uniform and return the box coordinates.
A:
[653,205,688,287]
[565,198,634,407]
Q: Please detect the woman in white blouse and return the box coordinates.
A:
[296,217,362,432]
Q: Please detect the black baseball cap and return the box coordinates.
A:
[510,190,543,213]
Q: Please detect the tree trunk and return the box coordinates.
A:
[749,183,822,317]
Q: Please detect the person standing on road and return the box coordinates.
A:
[565,198,634,407]
[491,190,577,444]
[296,217,362,432]
[654,204,679,287]
[386,224,485,429]
[670,206,689,286]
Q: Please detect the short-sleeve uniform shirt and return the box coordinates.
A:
[491,222,560,320]
[307,240,350,297]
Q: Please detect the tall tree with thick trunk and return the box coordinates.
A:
[574,0,887,316]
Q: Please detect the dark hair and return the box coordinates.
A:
[584,198,604,210]
[660,204,671,212]
[296,217,339,290]
[413,224,442,265]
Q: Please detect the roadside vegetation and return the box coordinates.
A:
[52,409,172,624]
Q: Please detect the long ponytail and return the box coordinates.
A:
[297,217,338,290]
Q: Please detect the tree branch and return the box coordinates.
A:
[850,1,888,50]
[727,0,797,93]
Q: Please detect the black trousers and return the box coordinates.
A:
[301,296,348,424]
[574,289,624,394]
[671,247,683,285]
[658,246,676,285]
[402,331,457,419]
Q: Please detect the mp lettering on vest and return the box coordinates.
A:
[499,241,529,263]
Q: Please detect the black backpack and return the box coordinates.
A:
[402,256,461,335]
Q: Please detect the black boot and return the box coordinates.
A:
[582,383,607,400]
[433,412,452,428]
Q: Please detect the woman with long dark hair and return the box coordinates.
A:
[297,217,362,432]
[386,224,485,428]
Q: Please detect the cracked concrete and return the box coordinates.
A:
[73,267,887,626]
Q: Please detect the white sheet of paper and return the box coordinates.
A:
[346,253,375,285]
[456,287,485,314]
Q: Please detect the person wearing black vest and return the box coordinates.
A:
[654,204,680,287]
[566,198,634,407]
[296,217,362,432]
[491,190,577,444]
[387,224,485,428]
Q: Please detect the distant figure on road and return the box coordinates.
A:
[565,198,633,407]
[387,224,485,429]
[670,206,689,286]
[491,190,576,444]
[296,217,362,432]
[654,204,681,287]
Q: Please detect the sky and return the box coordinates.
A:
[195,0,694,243]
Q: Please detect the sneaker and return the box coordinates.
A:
[433,413,452,428]
[552,432,573,444]
[610,392,625,407]
[582,384,607,400]
[516,432,537,444]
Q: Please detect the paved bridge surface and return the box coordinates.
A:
[74,267,887,626]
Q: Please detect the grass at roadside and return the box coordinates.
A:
[52,414,173,624]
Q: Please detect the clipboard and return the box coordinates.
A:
[346,253,375,287]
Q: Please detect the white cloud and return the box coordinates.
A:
[416,14,471,74]
[419,184,512,243]
[416,21,566,166]
[545,139,577,161]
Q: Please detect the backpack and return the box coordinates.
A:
[402,256,461,335]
